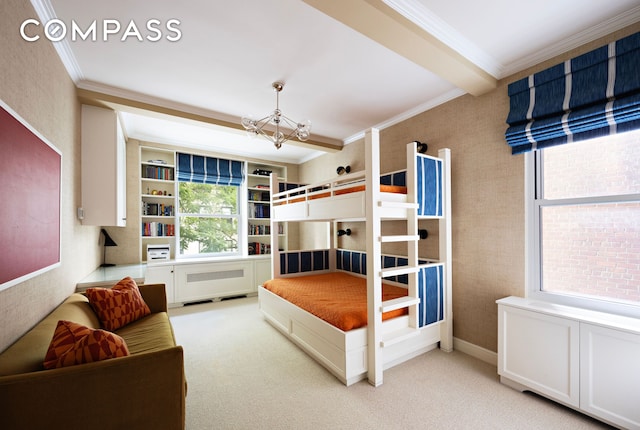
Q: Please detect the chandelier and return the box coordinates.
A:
[241,82,311,149]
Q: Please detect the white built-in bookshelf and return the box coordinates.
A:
[140,147,177,261]
[138,148,288,261]
[246,162,287,256]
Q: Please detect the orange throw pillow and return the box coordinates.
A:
[85,277,151,331]
[43,320,129,369]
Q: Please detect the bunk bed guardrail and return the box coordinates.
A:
[272,153,442,219]
[273,170,407,205]
[277,170,406,196]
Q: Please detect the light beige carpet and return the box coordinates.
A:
[169,296,612,430]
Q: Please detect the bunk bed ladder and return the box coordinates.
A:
[366,131,422,387]
[379,142,421,347]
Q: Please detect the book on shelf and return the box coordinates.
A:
[142,165,174,181]
[142,222,175,237]
[248,202,270,218]
[248,242,271,255]
[248,223,283,235]
[248,224,271,235]
[248,190,270,202]
[141,202,174,216]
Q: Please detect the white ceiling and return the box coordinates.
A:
[34,0,640,164]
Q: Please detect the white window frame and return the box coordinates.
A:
[525,150,640,319]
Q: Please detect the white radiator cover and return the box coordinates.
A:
[175,261,254,303]
[186,269,244,283]
[497,296,640,430]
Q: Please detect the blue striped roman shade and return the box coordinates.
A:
[177,153,244,186]
[505,31,640,154]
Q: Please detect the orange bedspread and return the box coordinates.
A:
[275,184,406,205]
[262,272,408,331]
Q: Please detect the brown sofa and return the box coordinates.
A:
[0,283,185,430]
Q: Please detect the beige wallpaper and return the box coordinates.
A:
[0,0,101,352]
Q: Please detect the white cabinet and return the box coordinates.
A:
[81,105,126,226]
[497,296,640,429]
[145,264,175,306]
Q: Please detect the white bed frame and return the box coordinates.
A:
[258,284,440,386]
[272,171,409,221]
[261,129,452,386]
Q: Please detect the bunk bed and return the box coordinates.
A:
[258,128,452,386]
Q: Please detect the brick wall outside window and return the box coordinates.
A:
[539,131,640,305]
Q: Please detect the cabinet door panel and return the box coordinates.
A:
[81,105,126,226]
[145,265,175,305]
[498,304,580,407]
[580,323,640,429]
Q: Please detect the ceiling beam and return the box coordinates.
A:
[77,84,343,153]
[303,0,497,96]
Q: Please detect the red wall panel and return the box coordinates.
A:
[0,103,61,289]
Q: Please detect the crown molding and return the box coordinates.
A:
[383,1,640,80]
[30,0,84,82]
[343,87,466,145]
[502,5,640,77]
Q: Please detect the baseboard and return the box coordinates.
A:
[452,337,497,367]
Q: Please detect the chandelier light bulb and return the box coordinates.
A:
[241,115,257,132]
[296,129,309,141]
[296,119,312,141]
[273,130,285,143]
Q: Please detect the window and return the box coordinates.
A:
[178,182,240,256]
[176,153,244,258]
[528,129,640,316]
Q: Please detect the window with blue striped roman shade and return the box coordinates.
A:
[505,31,640,154]
[177,153,244,186]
